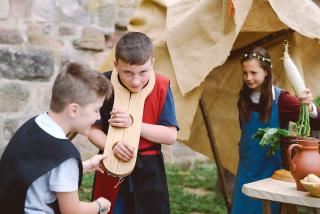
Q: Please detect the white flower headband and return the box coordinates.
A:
[241,53,271,64]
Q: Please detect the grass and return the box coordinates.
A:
[167,162,226,214]
[79,161,226,214]
[79,171,95,202]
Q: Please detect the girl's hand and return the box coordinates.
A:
[112,141,135,162]
[298,88,313,105]
[298,88,314,112]
[108,109,133,128]
[83,154,106,173]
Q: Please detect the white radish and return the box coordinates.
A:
[283,41,310,137]
[283,42,306,97]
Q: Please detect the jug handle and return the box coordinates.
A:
[287,143,302,171]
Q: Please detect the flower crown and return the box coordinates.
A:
[240,53,271,64]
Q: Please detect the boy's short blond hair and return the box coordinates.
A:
[115,32,153,65]
[50,62,112,113]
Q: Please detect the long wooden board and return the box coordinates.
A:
[103,69,156,177]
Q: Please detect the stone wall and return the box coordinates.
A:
[0,0,136,153]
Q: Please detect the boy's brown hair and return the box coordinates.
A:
[115,32,153,65]
[50,62,112,112]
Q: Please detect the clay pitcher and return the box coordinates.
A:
[287,137,320,191]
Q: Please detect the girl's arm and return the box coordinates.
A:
[57,191,110,214]
[279,90,320,128]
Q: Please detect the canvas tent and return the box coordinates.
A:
[100,0,320,176]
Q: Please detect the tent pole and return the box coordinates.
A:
[199,96,231,213]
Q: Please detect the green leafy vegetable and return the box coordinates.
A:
[252,128,289,156]
[293,104,310,137]
[314,97,320,107]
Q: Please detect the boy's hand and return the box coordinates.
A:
[109,109,133,128]
[96,197,111,214]
[112,141,135,162]
[83,154,106,174]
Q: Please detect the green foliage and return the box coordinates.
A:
[253,101,313,156]
[79,172,94,201]
[252,128,289,156]
[79,162,226,214]
[314,97,320,107]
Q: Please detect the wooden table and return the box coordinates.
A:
[242,178,320,214]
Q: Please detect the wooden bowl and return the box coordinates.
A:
[300,181,320,197]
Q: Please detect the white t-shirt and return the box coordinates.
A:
[24,113,79,214]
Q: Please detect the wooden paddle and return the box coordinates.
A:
[103,69,156,177]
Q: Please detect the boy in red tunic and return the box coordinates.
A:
[88,32,179,214]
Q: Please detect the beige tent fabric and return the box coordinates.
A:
[101,0,320,174]
[153,40,203,141]
[129,0,167,41]
[240,0,286,32]
[268,0,320,39]
[166,0,252,95]
[298,41,320,94]
[129,0,204,141]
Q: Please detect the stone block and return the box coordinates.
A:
[73,27,105,51]
[97,2,117,34]
[0,0,10,20]
[92,49,113,68]
[0,27,23,45]
[119,0,137,6]
[60,0,93,25]
[9,0,27,21]
[0,48,54,81]
[59,26,76,36]
[3,116,31,143]
[28,24,64,49]
[34,85,51,111]
[116,6,135,28]
[30,0,57,22]
[0,83,30,113]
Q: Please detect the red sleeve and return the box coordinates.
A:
[278,90,300,129]
[279,90,320,130]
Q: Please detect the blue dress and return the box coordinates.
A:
[231,87,282,214]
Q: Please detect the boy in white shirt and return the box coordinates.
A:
[0,62,112,214]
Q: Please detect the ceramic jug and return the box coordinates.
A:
[287,137,320,191]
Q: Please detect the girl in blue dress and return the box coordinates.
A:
[231,47,318,214]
